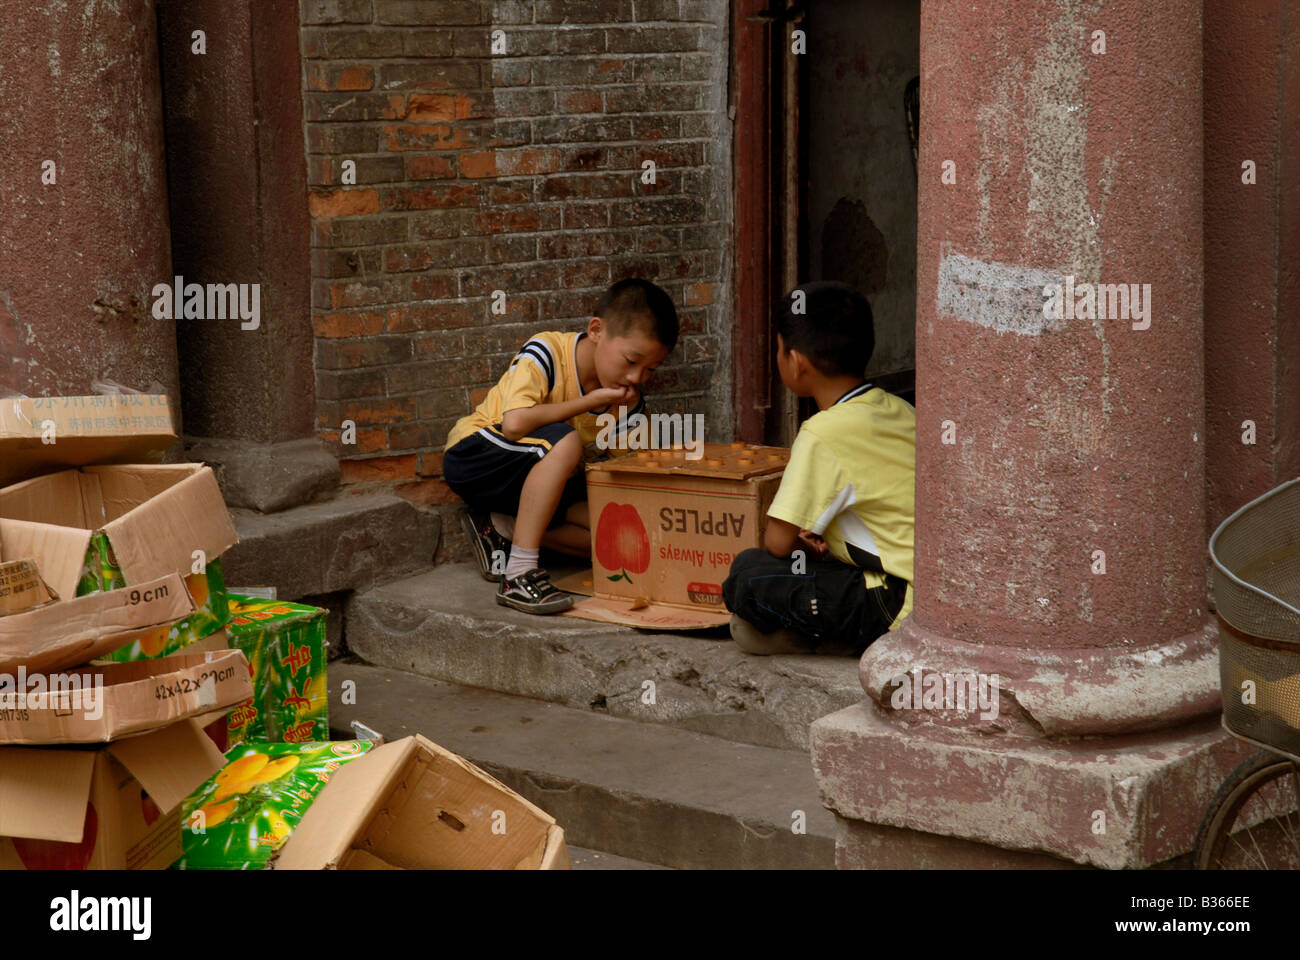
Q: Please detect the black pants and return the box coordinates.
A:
[721,548,908,655]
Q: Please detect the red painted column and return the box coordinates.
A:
[876,0,1218,735]
[811,0,1252,869]
[1203,2,1300,530]
[0,1,180,412]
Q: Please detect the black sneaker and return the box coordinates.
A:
[496,568,573,615]
[461,508,510,582]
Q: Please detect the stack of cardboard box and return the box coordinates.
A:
[0,394,252,869]
[0,394,571,871]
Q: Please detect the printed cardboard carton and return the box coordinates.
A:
[0,718,225,870]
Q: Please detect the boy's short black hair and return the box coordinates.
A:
[595,277,679,351]
[775,281,874,378]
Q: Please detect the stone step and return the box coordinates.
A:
[329,661,835,870]
[344,563,863,752]
[221,491,440,602]
[567,847,673,870]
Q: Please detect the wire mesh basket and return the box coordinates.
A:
[1210,476,1300,761]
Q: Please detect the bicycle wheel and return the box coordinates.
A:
[1194,749,1300,868]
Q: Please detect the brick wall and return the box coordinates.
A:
[300,0,733,559]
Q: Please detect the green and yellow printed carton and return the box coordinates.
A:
[176,740,374,870]
[220,594,329,748]
[78,531,232,660]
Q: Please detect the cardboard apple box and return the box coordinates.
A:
[274,734,569,870]
[576,442,787,627]
[0,717,225,870]
[0,648,252,745]
[0,394,176,487]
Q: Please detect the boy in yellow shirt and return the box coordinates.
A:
[723,281,915,655]
[445,278,677,614]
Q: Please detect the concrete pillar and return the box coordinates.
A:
[811,0,1254,868]
[0,0,181,419]
[156,0,338,512]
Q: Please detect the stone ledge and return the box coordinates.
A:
[329,661,835,869]
[345,563,862,751]
[186,436,340,513]
[809,699,1258,869]
[221,491,440,601]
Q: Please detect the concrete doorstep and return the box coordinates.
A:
[345,563,863,752]
[329,662,836,870]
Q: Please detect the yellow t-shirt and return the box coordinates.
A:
[765,383,916,630]
[444,330,645,453]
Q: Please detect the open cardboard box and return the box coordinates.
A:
[0,463,237,603]
[274,734,569,870]
[0,570,195,675]
[0,717,226,870]
[0,394,176,487]
[0,647,252,745]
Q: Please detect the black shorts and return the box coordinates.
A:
[722,548,908,655]
[443,422,586,530]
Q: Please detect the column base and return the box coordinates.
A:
[860,616,1222,737]
[810,698,1255,869]
[185,437,340,513]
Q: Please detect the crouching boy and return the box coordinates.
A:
[723,281,915,655]
[444,278,678,614]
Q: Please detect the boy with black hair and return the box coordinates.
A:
[722,281,915,655]
[446,277,678,614]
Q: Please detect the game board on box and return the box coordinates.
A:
[218,594,330,748]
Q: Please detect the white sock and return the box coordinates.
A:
[505,546,539,581]
[490,512,516,541]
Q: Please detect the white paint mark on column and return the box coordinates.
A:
[936,251,1065,335]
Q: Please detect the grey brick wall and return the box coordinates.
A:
[300,0,732,527]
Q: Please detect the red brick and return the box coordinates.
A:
[470,208,540,231]
[414,388,475,422]
[406,93,484,122]
[308,188,380,217]
[468,387,490,407]
[488,181,532,204]
[555,89,603,114]
[315,336,412,370]
[325,425,388,455]
[340,454,418,484]
[314,309,386,338]
[386,301,477,333]
[338,65,374,90]
[393,479,462,506]
[538,174,634,200]
[562,261,610,288]
[384,124,475,151]
[458,151,499,179]
[417,451,445,477]
[683,281,715,306]
[339,396,417,427]
[407,155,457,179]
[381,183,479,210]
[387,421,444,450]
[503,148,562,176]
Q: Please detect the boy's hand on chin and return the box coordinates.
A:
[797,530,828,557]
[588,385,637,411]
